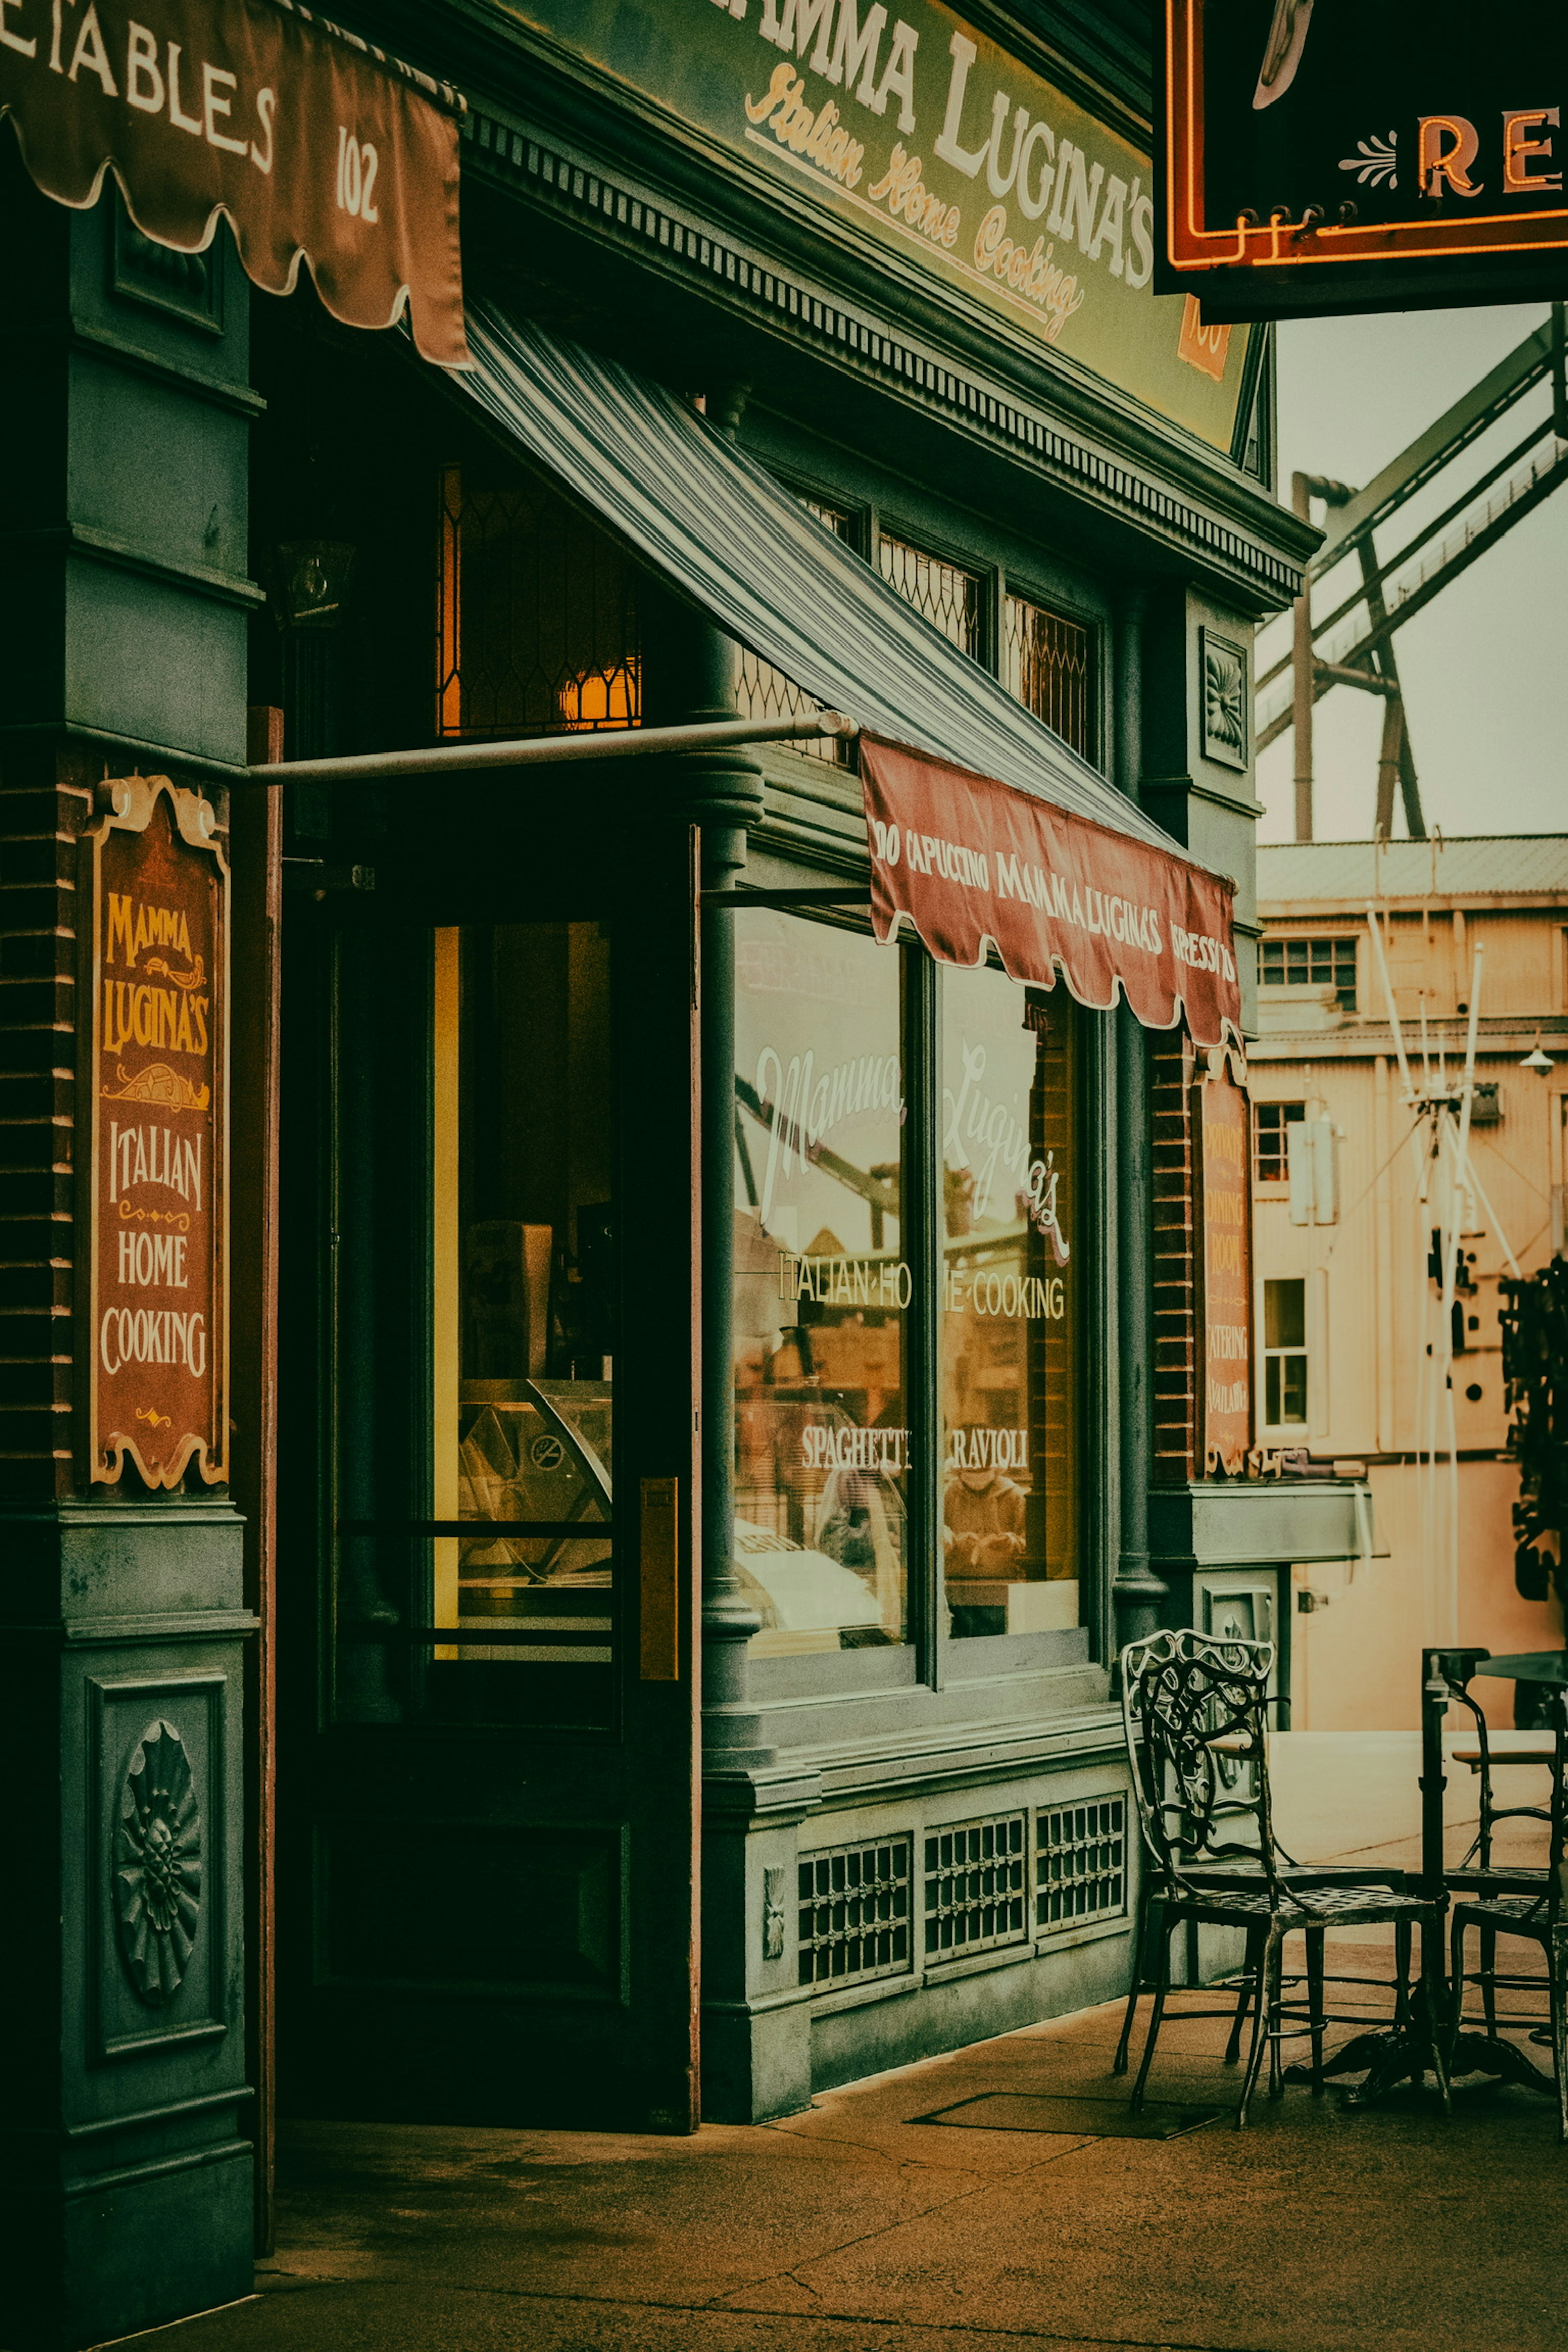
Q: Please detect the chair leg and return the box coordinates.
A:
[1421,1919,1452,2115]
[1550,1928,1568,2147]
[1306,1927,1326,2095]
[1114,1884,1153,2078]
[1479,1925,1499,2041]
[1448,1910,1468,2064]
[1129,1911,1173,2115]
[1223,1927,1259,2066]
[1393,1918,1412,2030]
[1237,1927,1280,2129]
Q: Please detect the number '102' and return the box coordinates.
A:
[336,127,381,221]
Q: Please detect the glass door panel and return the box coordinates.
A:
[332,919,617,1725]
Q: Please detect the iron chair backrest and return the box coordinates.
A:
[1448,1673,1568,1885]
[1120,1628,1287,1905]
[1452,1675,1568,1922]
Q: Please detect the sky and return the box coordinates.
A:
[1254,302,1568,846]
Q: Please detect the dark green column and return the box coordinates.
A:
[1108,588,1167,1651]
[0,163,258,2350]
[640,387,773,1769]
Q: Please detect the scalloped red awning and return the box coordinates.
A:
[0,0,466,366]
[862,736,1241,1048]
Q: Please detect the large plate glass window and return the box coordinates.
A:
[941,967,1081,1639]
[732,913,910,1655]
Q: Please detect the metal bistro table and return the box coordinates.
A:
[1293,1647,1562,2107]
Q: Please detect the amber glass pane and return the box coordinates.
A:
[436,464,639,739]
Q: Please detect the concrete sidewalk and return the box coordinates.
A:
[111,1948,1565,2352]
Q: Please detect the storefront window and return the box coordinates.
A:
[733,913,909,1655]
[941,967,1081,1638]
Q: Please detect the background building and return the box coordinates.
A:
[1250,834,1568,1728]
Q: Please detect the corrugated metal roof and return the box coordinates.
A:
[458,305,1194,861]
[1257,836,1568,904]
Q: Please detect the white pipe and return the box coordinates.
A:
[1442,946,1484,1328]
[1366,903,1414,1096]
[1455,1143,1521,1279]
[1439,946,1484,1640]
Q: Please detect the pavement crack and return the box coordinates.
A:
[701,2169,1034,2310]
[761,2119,988,2172]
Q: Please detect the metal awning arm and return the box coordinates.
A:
[238,710,856,785]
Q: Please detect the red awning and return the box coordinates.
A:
[0,0,466,366]
[862,737,1241,1049]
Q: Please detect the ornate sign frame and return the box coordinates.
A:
[84,775,229,1488]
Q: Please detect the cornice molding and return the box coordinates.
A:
[466,110,1305,612]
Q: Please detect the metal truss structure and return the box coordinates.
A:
[1258,307,1568,842]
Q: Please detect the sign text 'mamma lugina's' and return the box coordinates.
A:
[505,0,1254,450]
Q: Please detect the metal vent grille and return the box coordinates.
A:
[797,1837,913,1987]
[924,1815,1027,1959]
[1036,1797,1127,1933]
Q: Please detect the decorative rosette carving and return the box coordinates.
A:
[114,1720,203,2003]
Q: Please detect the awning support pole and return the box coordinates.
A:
[237,712,854,785]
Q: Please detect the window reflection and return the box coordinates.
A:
[733,913,909,1655]
[433,924,616,1666]
[942,969,1081,1638]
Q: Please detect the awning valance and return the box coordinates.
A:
[862,739,1238,1046]
[0,0,467,365]
[458,304,1241,1045]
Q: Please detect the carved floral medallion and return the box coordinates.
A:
[114,1719,202,2003]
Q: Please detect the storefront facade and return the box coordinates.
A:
[1,2,1368,2344]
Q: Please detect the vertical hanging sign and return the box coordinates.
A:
[86,777,228,1487]
[1196,1061,1252,1476]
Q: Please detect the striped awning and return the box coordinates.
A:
[456,303,1241,1044]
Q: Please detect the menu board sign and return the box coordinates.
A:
[1196,1067,1252,1477]
[86,777,227,1487]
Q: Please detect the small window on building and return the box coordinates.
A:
[1002,595,1094,760]
[1262,1278,1308,1428]
[1260,936,1358,1012]
[877,532,982,658]
[736,498,855,764]
[1254,1101,1305,1185]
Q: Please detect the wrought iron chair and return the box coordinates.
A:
[1116,1628,1452,2126]
[1438,1658,1552,2043]
[1449,1682,1568,2139]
